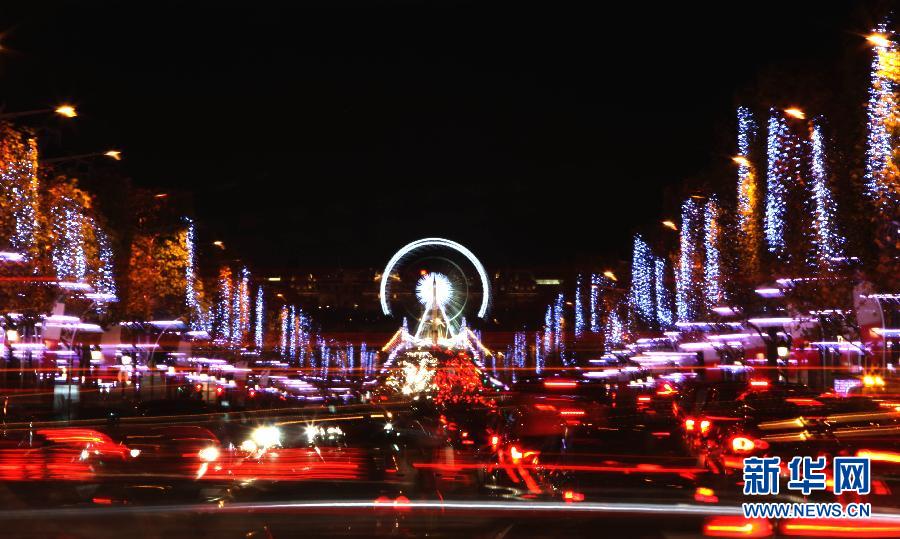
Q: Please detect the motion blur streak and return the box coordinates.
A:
[0,500,760,519]
[780,519,900,537]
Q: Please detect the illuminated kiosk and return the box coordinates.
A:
[376,238,500,402]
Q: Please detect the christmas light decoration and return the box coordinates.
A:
[431,352,493,407]
[765,109,790,257]
[50,200,87,282]
[384,351,438,396]
[0,127,40,259]
[360,342,370,377]
[553,293,567,365]
[491,341,500,378]
[574,274,585,340]
[736,106,761,273]
[92,224,116,298]
[279,305,288,358]
[703,198,724,308]
[216,267,233,344]
[230,267,251,345]
[347,343,355,377]
[677,198,702,321]
[534,331,544,375]
[184,219,203,330]
[297,310,310,367]
[654,257,672,327]
[864,23,899,214]
[543,305,553,357]
[809,117,844,266]
[288,305,297,361]
[630,234,655,324]
[589,273,601,333]
[512,331,526,382]
[605,306,623,349]
[254,286,264,350]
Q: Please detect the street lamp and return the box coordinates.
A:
[867,33,892,48]
[41,150,123,164]
[603,270,617,282]
[213,241,225,249]
[55,105,78,118]
[661,220,678,231]
[0,104,78,120]
[732,155,750,167]
[784,108,806,120]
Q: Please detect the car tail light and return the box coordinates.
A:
[857,449,900,463]
[731,436,769,454]
[685,418,696,431]
[700,419,711,434]
[657,382,676,396]
[559,408,585,416]
[784,398,822,406]
[780,518,900,537]
[490,435,500,448]
[749,379,769,388]
[544,380,578,389]
[704,516,773,537]
[732,436,755,453]
[509,445,538,465]
[695,486,719,503]
[562,490,585,502]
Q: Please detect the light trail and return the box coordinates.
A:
[0,499,896,520]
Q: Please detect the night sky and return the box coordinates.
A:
[0,1,888,269]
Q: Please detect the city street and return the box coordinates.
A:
[0,2,897,538]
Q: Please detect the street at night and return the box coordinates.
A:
[0,2,898,538]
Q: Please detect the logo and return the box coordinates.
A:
[833,457,871,495]
[743,455,871,496]
[743,456,782,495]
[787,456,827,495]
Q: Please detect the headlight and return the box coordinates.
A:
[129,449,141,458]
[198,446,220,462]
[251,426,281,449]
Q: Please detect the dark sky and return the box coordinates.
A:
[0,1,889,269]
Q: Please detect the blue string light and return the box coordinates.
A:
[254,285,264,350]
[864,22,898,214]
[553,293,567,365]
[765,109,790,257]
[574,274,585,340]
[654,257,672,327]
[677,198,702,321]
[809,117,844,266]
[630,234,655,324]
[703,197,723,309]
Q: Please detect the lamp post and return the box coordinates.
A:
[41,150,122,165]
[0,105,78,121]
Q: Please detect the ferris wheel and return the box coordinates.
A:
[379,238,491,328]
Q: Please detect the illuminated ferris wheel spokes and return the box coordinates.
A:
[416,272,453,308]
